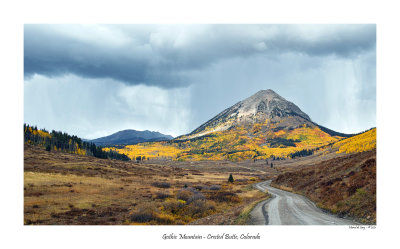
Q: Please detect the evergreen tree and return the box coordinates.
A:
[228,173,234,183]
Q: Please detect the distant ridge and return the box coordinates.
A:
[88,129,173,146]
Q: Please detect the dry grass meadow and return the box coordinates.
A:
[24,144,272,225]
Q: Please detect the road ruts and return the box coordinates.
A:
[250,180,359,225]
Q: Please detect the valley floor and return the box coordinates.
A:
[24,144,271,225]
[24,144,376,225]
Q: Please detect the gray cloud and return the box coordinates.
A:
[24,24,375,88]
[263,25,376,57]
[24,24,376,137]
[24,25,185,88]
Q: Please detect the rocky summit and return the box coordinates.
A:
[179,89,313,140]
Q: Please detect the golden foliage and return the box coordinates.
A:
[37,130,51,138]
[104,141,183,160]
[333,128,376,154]
[106,121,343,161]
[76,147,86,155]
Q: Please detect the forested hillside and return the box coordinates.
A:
[333,128,376,154]
[24,124,130,161]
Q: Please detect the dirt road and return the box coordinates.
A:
[250,180,359,225]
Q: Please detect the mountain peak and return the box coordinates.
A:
[180,89,312,140]
[245,89,281,103]
[236,89,310,122]
[89,129,173,146]
[256,89,278,95]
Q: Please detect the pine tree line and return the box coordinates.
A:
[288,148,315,159]
[24,124,130,161]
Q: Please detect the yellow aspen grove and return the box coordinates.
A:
[333,128,376,154]
[105,125,345,161]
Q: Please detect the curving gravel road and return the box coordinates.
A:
[250,180,359,225]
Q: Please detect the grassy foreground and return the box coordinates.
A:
[24,144,269,225]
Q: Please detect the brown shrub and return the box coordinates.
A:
[130,203,159,223]
[209,185,221,191]
[176,189,194,202]
[155,213,175,224]
[152,181,171,188]
[208,190,240,203]
[194,184,208,190]
[187,192,206,204]
[186,200,215,218]
[130,212,157,223]
[162,200,185,214]
[155,191,170,200]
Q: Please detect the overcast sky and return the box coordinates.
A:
[24,24,376,139]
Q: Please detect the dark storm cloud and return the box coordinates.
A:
[24,24,375,88]
[263,25,376,57]
[24,25,186,88]
[24,24,376,138]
